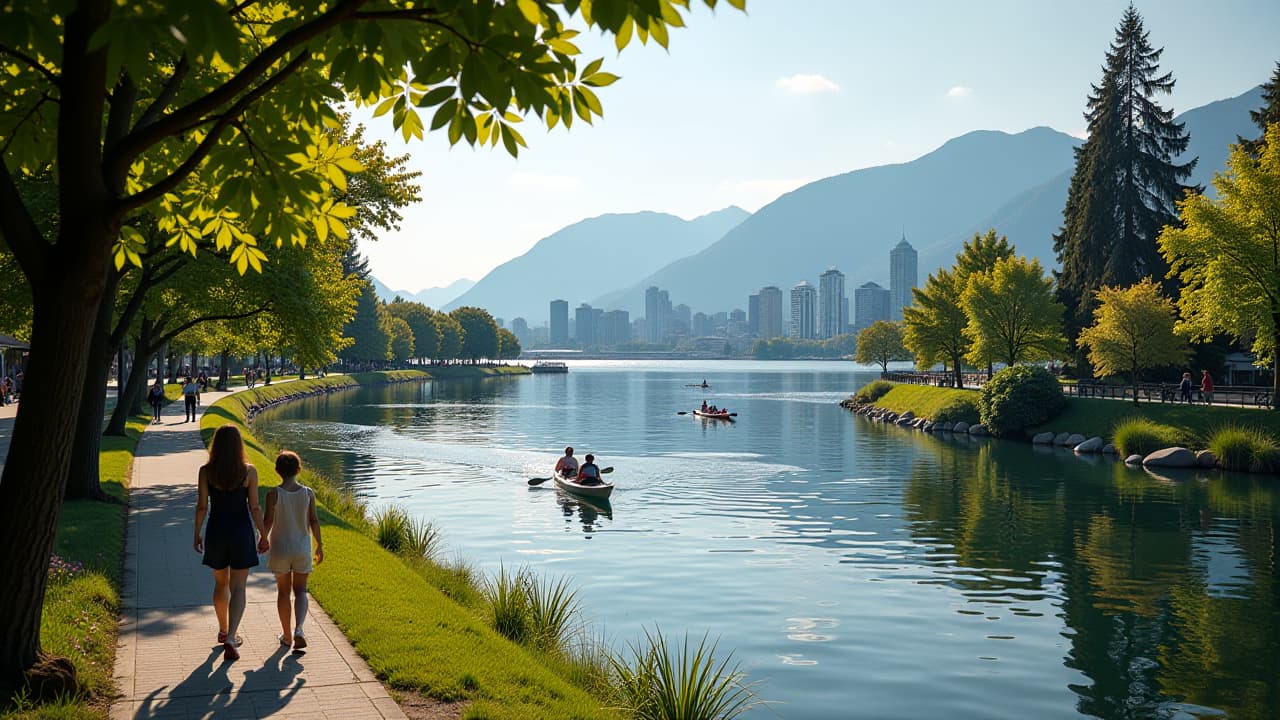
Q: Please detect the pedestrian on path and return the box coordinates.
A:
[263,450,324,650]
[148,379,165,423]
[1200,370,1215,405]
[182,376,200,422]
[1179,372,1194,403]
[193,425,269,661]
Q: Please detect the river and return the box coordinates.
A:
[252,360,1280,719]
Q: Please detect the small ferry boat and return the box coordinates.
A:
[531,360,569,374]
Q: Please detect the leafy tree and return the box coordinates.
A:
[434,311,464,364]
[854,321,910,373]
[387,315,414,364]
[1053,4,1196,346]
[1159,125,1280,401]
[955,229,1015,280]
[0,0,743,687]
[1077,279,1188,404]
[903,268,968,388]
[1240,62,1280,157]
[451,307,499,363]
[386,301,439,364]
[963,256,1067,368]
[341,282,390,364]
[497,328,522,360]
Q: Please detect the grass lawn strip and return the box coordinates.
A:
[202,369,617,719]
[872,385,980,420]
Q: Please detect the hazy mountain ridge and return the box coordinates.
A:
[371,277,476,308]
[443,206,749,322]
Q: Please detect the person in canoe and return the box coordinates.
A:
[701,400,709,413]
[700,379,708,388]
[578,454,603,485]
[555,447,579,478]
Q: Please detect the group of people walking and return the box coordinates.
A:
[1178,369,1215,404]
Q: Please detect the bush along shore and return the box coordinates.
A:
[842,371,1280,476]
[206,370,761,720]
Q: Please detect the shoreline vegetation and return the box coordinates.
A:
[843,380,1280,475]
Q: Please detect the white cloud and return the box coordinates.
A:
[506,171,582,192]
[945,85,973,99]
[716,177,813,212]
[775,74,840,95]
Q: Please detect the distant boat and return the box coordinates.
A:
[693,409,734,421]
[531,361,569,374]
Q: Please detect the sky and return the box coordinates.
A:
[358,0,1280,293]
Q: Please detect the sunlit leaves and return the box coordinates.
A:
[112,226,146,271]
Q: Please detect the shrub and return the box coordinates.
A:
[405,517,443,561]
[1208,425,1280,472]
[371,506,411,554]
[977,366,1065,435]
[609,629,758,720]
[932,395,981,425]
[484,565,532,644]
[853,380,894,404]
[1112,417,1184,457]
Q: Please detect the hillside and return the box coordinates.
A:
[371,277,475,308]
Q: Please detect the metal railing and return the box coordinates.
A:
[879,371,1273,409]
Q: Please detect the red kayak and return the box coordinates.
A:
[693,409,734,421]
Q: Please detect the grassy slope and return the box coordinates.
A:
[869,383,1280,448]
[873,385,979,419]
[202,370,615,719]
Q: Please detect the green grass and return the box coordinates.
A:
[203,372,621,718]
[1029,396,1280,447]
[1110,417,1188,456]
[852,380,894,404]
[608,630,759,720]
[1207,425,1280,472]
[872,385,982,421]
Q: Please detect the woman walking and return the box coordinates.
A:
[193,425,269,661]
[148,379,165,423]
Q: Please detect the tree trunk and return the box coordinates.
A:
[1273,323,1279,410]
[107,326,158,435]
[218,349,229,390]
[65,279,120,499]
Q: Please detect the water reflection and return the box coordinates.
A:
[554,490,612,535]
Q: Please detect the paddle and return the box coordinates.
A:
[528,467,613,486]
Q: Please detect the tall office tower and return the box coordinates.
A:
[757,285,784,339]
[692,312,713,337]
[575,304,596,347]
[790,281,817,339]
[818,267,847,339]
[889,235,918,320]
[549,299,569,346]
[600,310,630,346]
[853,281,891,335]
[842,298,850,334]
[729,308,746,323]
[748,293,761,335]
[644,286,665,342]
[510,317,529,342]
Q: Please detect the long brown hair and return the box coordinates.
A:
[205,424,248,491]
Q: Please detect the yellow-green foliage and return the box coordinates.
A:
[1112,417,1187,456]
[871,385,982,422]
[852,380,894,404]
[1208,425,1280,472]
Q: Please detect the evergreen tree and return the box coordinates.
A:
[340,281,390,363]
[1239,61,1280,157]
[1054,4,1196,348]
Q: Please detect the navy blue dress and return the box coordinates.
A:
[202,481,259,570]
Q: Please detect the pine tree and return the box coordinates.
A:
[1239,61,1280,157]
[1054,4,1196,349]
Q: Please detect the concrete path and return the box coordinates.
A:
[110,388,405,720]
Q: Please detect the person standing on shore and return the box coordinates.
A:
[193,425,269,661]
[263,451,323,649]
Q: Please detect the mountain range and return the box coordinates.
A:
[375,84,1264,324]
[371,277,476,308]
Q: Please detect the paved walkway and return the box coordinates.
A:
[110,388,405,720]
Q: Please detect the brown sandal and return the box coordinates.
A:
[223,642,240,661]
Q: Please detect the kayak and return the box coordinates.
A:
[554,470,615,498]
[693,409,734,421]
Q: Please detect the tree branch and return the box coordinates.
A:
[0,45,61,88]
[0,157,51,284]
[0,93,57,156]
[134,56,190,130]
[159,305,270,345]
[114,51,310,215]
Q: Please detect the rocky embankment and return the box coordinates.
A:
[839,396,1219,470]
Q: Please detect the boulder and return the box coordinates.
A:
[942,422,954,432]
[900,411,915,421]
[953,421,970,434]
[1054,432,1073,446]
[1102,444,1117,455]
[1074,437,1105,453]
[969,423,989,436]
[1031,432,1056,445]
[1196,450,1218,468]
[1125,454,1144,465]
[1065,433,1087,447]
[924,421,935,432]
[1142,447,1198,468]
[897,417,913,427]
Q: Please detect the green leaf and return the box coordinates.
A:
[416,85,456,108]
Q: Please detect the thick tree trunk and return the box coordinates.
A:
[107,326,157,435]
[65,284,118,500]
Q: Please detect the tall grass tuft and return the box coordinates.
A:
[609,628,759,720]
[1208,425,1280,472]
[404,517,443,561]
[483,565,531,644]
[526,573,580,652]
[1111,417,1184,457]
[371,506,411,554]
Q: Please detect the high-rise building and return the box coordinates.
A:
[818,268,847,339]
[748,293,761,336]
[692,312,714,337]
[790,281,817,339]
[600,310,630,347]
[510,317,529,342]
[889,235,918,320]
[729,308,746,323]
[549,299,569,346]
[842,298,850,334]
[757,286,784,339]
[644,286,663,342]
[575,303,596,347]
[853,281,890,335]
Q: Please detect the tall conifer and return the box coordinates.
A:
[1054,4,1195,350]
[1239,61,1280,157]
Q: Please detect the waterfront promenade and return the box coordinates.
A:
[108,386,404,720]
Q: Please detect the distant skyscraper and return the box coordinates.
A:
[600,310,630,346]
[889,235,918,320]
[644,286,664,342]
[692,312,714,337]
[729,308,746,323]
[818,268,847,339]
[748,293,761,335]
[511,317,529,342]
[757,285,784,339]
[549,299,569,346]
[673,303,692,335]
[575,303,596,347]
[854,281,890,334]
[790,281,817,339]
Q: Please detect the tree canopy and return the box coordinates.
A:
[451,306,499,363]
[1159,124,1280,399]
[963,256,1066,368]
[1077,278,1188,404]
[1240,62,1280,157]
[854,321,910,373]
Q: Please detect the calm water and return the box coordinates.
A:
[253,361,1280,719]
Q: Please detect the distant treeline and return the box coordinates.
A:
[751,334,858,359]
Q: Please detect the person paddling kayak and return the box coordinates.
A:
[555,447,579,478]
